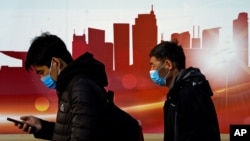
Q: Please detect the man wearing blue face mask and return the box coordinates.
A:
[149,41,221,141]
[11,32,112,141]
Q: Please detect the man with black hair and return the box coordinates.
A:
[13,32,111,141]
[149,41,221,141]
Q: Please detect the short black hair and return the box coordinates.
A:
[149,41,186,70]
[25,32,73,71]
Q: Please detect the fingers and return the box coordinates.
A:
[29,126,37,133]
[16,122,24,129]
[11,116,40,133]
[22,123,37,134]
[23,124,30,132]
[20,116,34,125]
[8,116,38,134]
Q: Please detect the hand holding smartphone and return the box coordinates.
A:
[7,117,36,133]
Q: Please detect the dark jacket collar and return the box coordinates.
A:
[56,52,108,93]
[174,67,205,85]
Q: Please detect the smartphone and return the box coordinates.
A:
[7,117,36,132]
[7,117,24,126]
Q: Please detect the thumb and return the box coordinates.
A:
[20,116,30,121]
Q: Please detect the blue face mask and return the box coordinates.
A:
[41,74,56,89]
[40,61,59,89]
[149,63,170,86]
[149,70,167,86]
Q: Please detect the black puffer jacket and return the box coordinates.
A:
[164,67,221,141]
[34,52,110,141]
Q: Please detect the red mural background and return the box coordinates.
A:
[0,6,249,135]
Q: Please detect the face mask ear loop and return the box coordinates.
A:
[58,68,61,76]
[157,63,170,78]
[49,61,53,75]
[157,63,164,71]
[165,69,170,78]
[50,60,61,77]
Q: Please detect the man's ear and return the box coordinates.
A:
[164,59,173,70]
[51,57,61,68]
[51,57,67,70]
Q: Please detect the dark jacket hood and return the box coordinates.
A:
[56,52,108,93]
[174,67,213,96]
[175,67,205,83]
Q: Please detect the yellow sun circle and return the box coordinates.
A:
[34,97,50,112]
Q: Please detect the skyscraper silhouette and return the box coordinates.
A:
[72,32,88,59]
[132,5,157,72]
[113,23,130,71]
[191,26,201,48]
[171,31,191,48]
[88,27,113,72]
[202,27,221,48]
[233,12,249,66]
[233,12,248,49]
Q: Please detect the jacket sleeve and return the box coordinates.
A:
[33,119,55,140]
[69,78,107,141]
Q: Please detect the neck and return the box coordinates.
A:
[166,69,182,89]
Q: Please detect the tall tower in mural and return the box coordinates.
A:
[191,26,201,48]
[72,31,88,59]
[233,12,249,66]
[88,28,113,72]
[233,12,248,49]
[132,5,157,71]
[72,28,113,72]
[202,27,221,48]
[171,31,191,48]
[113,23,130,71]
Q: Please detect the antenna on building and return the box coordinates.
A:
[198,26,200,38]
[192,26,200,38]
[161,33,164,42]
[150,4,154,14]
[193,26,195,38]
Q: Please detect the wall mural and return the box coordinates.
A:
[0,0,249,135]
